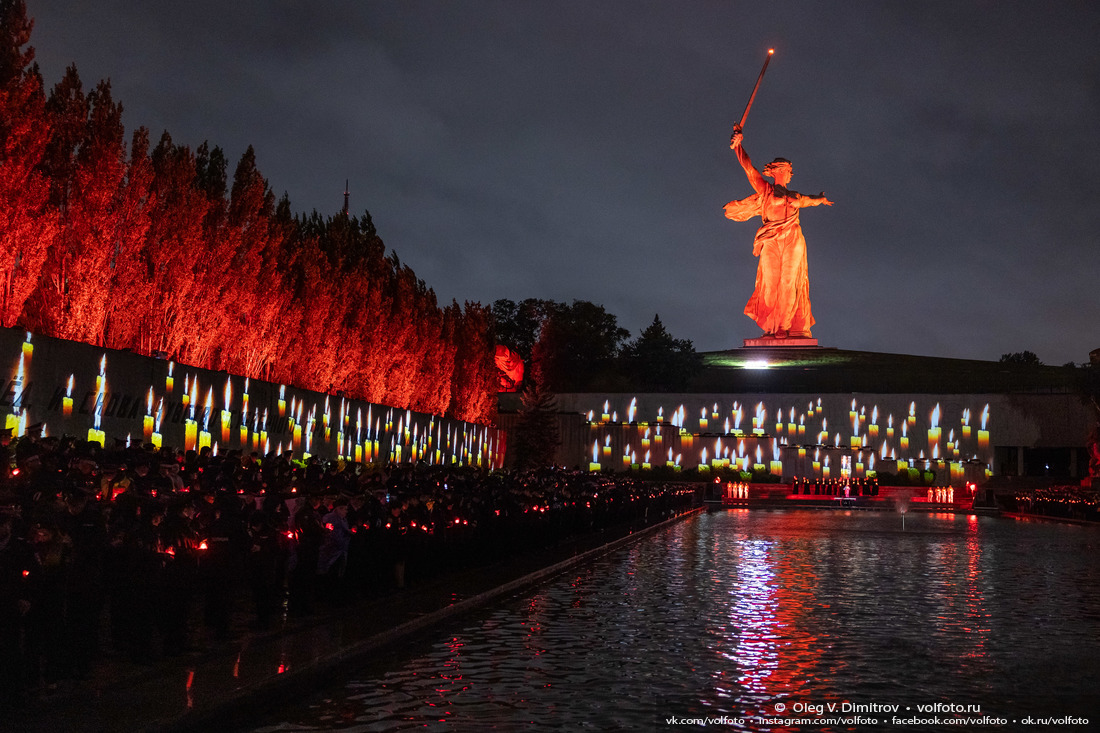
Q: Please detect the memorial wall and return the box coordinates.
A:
[2,329,504,468]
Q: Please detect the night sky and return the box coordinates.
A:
[24,1,1100,365]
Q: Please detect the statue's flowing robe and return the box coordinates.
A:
[724,171,815,336]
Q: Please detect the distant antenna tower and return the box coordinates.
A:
[343,179,350,217]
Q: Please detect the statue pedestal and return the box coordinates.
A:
[743,336,819,348]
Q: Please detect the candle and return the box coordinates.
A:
[165,362,174,394]
[63,374,74,417]
[186,419,198,451]
[978,404,990,450]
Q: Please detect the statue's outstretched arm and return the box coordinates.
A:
[730,129,767,195]
[799,192,834,207]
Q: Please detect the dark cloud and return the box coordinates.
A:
[26,0,1100,365]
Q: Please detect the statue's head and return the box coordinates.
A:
[763,158,792,184]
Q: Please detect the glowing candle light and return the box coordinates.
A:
[657,406,665,423]
[961,407,971,439]
[908,401,916,426]
[887,414,894,439]
[323,395,331,441]
[63,374,74,418]
[623,444,632,469]
[818,417,829,445]
[822,455,830,479]
[628,397,637,423]
[293,401,303,449]
[151,398,164,450]
[798,413,805,436]
[181,374,190,410]
[221,377,233,445]
[185,385,199,449]
[198,387,213,450]
[815,398,822,415]
[278,385,287,417]
[699,406,708,431]
[900,422,909,451]
[849,399,857,423]
[812,447,821,474]
[641,427,651,449]
[734,404,744,435]
[87,355,107,446]
[978,404,990,450]
[850,414,861,450]
[143,387,155,442]
[602,400,610,423]
[868,406,879,439]
[927,403,942,451]
[770,438,782,476]
[698,446,710,474]
[166,361,174,394]
[642,450,651,470]
[355,408,363,462]
[712,402,719,421]
[754,444,765,474]
[724,418,731,435]
[752,403,765,435]
[787,407,796,436]
[590,440,601,471]
[260,408,268,448]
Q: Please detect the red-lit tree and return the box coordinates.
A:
[0,0,56,328]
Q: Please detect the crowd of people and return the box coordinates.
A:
[0,432,700,707]
[1001,485,1100,522]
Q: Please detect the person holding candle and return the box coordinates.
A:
[725,126,832,339]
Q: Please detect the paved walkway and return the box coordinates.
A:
[11,508,703,733]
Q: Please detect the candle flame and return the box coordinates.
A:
[224,377,232,409]
[981,404,989,430]
[203,387,213,430]
[930,403,941,429]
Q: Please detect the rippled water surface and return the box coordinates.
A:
[252,511,1100,731]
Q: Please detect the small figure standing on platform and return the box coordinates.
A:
[724,126,832,339]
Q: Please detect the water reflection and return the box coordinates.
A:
[253,511,1100,731]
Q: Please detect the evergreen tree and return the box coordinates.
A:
[510,337,560,469]
[619,314,702,392]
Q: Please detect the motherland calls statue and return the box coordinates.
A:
[724,126,832,340]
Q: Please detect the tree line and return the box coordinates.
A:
[0,1,497,424]
[493,298,702,394]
